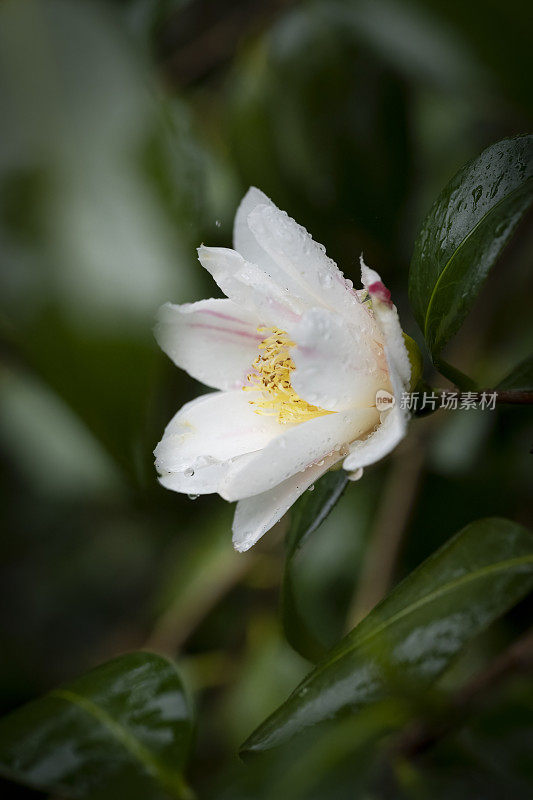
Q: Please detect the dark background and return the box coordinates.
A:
[0,0,532,796]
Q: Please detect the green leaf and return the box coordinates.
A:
[496,354,533,392]
[281,470,348,662]
[241,517,533,754]
[0,653,194,800]
[232,699,410,799]
[409,135,533,358]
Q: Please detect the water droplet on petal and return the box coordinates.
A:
[188,493,199,500]
[347,468,364,482]
[184,468,195,477]
[308,484,315,492]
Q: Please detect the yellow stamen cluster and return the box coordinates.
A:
[244,327,333,425]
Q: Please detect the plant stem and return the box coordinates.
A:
[434,357,478,390]
[436,389,533,404]
[484,390,533,404]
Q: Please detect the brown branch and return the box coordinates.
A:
[483,390,533,404]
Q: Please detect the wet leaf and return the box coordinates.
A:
[242,518,533,754]
[409,135,533,358]
[0,653,194,800]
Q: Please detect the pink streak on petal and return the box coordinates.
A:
[368,281,392,307]
[189,322,263,342]
[199,309,253,324]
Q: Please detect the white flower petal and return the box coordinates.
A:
[158,457,228,495]
[287,307,389,412]
[338,258,411,473]
[155,299,262,391]
[342,403,407,472]
[360,256,411,389]
[197,245,304,328]
[246,199,366,320]
[220,407,378,501]
[154,391,282,473]
[232,451,342,552]
[233,187,280,272]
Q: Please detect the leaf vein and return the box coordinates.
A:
[49,688,191,799]
[309,554,533,679]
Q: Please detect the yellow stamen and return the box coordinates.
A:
[244,327,333,425]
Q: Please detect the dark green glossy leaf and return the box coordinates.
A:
[0,653,194,800]
[281,471,348,662]
[242,518,533,754]
[229,700,409,799]
[496,354,533,392]
[409,135,533,357]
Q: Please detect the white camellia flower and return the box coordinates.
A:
[155,188,411,552]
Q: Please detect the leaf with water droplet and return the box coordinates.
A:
[242,518,533,755]
[409,135,533,359]
[0,653,194,799]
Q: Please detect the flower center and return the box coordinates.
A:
[244,326,333,425]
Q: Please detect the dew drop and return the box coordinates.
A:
[188,493,199,500]
[215,219,221,228]
[184,467,195,477]
[308,484,315,492]
[472,185,483,205]
[347,467,364,482]
[319,271,333,288]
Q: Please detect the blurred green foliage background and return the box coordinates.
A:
[0,0,532,797]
